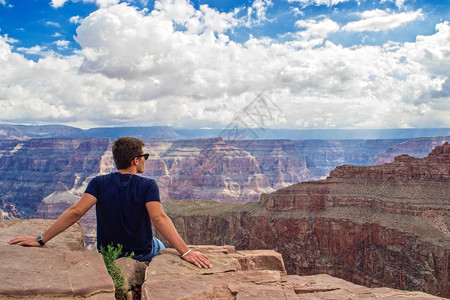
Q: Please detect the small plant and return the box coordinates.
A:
[99,243,134,300]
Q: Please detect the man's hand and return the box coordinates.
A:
[182,250,212,269]
[8,236,40,247]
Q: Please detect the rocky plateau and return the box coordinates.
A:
[157,142,450,298]
[1,219,445,299]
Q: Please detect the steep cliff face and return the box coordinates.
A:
[229,140,312,189]
[0,138,110,216]
[293,139,407,177]
[374,136,450,164]
[160,143,450,297]
[143,138,274,203]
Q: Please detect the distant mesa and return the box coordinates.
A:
[161,142,450,298]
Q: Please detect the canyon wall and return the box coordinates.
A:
[159,143,450,297]
[374,136,450,164]
[0,138,110,217]
[3,135,448,216]
[293,139,408,176]
[3,137,315,219]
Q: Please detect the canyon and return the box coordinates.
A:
[158,142,450,297]
[0,125,449,297]
[1,134,448,220]
[2,219,443,299]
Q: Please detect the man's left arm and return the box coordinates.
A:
[8,193,97,247]
[146,201,212,268]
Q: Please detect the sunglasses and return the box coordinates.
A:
[135,153,150,160]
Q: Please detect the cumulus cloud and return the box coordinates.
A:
[294,17,340,48]
[54,40,70,49]
[1,2,449,129]
[15,45,48,55]
[342,9,423,32]
[70,15,82,24]
[245,0,273,26]
[51,0,68,8]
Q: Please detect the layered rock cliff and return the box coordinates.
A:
[293,139,408,176]
[143,138,274,203]
[374,136,450,164]
[159,143,450,297]
[1,219,444,299]
[0,138,110,216]
[229,139,311,189]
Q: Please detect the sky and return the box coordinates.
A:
[0,0,449,129]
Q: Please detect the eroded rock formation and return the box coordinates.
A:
[374,136,450,165]
[0,138,110,216]
[159,143,450,297]
[4,220,442,299]
[143,138,274,203]
[0,219,115,299]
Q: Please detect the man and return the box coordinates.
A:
[8,137,211,269]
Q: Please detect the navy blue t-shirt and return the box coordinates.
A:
[85,172,160,256]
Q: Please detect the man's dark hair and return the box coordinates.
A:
[112,137,145,169]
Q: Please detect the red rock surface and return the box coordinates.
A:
[0,219,114,299]
[143,138,275,203]
[1,221,444,299]
[160,143,450,297]
[140,245,445,299]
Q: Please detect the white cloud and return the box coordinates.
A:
[54,40,70,49]
[0,34,18,44]
[287,0,352,7]
[46,21,61,28]
[0,3,449,129]
[51,0,119,9]
[51,0,68,8]
[245,0,273,26]
[15,45,47,55]
[294,17,340,48]
[342,9,423,32]
[380,0,406,9]
[70,15,82,24]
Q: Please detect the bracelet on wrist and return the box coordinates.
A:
[181,249,191,258]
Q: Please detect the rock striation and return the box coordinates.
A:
[143,138,275,203]
[293,139,408,176]
[229,139,312,189]
[0,138,110,216]
[0,219,115,299]
[374,136,450,165]
[127,245,446,299]
[159,143,450,298]
[2,221,443,300]
[3,135,449,220]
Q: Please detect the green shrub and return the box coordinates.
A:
[99,243,134,300]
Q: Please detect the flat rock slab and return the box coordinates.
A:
[142,246,289,299]
[142,270,287,300]
[142,247,447,300]
[0,219,114,299]
[0,219,85,251]
[287,274,446,299]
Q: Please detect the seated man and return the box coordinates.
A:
[9,136,211,269]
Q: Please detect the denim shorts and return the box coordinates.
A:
[132,237,166,262]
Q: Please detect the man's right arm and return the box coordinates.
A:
[8,193,97,246]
